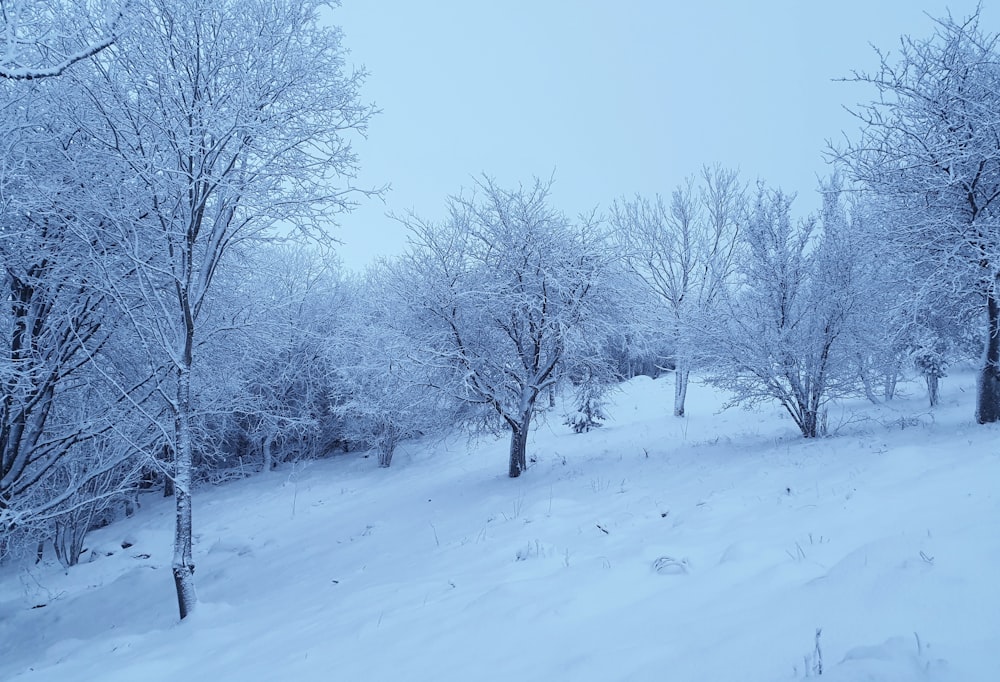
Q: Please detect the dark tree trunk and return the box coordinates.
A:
[800,409,819,438]
[161,443,175,497]
[926,373,940,408]
[977,288,1000,423]
[507,412,531,478]
[785,396,820,439]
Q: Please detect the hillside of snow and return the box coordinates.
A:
[1,373,997,681]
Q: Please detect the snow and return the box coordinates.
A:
[1,373,998,681]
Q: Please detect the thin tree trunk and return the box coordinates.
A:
[162,443,175,498]
[172,360,197,619]
[977,286,1000,423]
[883,372,897,401]
[507,411,531,478]
[378,444,394,468]
[926,373,940,408]
[858,357,881,405]
[673,363,690,417]
[261,434,272,473]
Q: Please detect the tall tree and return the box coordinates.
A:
[612,166,743,417]
[837,8,1000,423]
[73,0,374,618]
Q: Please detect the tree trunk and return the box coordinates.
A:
[977,287,1000,424]
[507,412,531,478]
[376,423,398,468]
[162,443,175,498]
[925,373,940,408]
[378,445,393,468]
[172,362,197,620]
[786,397,820,439]
[673,363,690,417]
[261,434,273,473]
[883,373,897,401]
[857,357,881,405]
[801,409,819,438]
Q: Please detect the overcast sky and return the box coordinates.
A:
[330,1,987,269]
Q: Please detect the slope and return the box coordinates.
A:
[0,373,996,681]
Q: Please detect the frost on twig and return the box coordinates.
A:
[0,0,121,80]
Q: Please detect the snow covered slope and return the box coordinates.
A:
[1,373,996,681]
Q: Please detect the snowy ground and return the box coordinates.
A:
[1,372,998,681]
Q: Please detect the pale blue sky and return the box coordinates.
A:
[332,1,986,268]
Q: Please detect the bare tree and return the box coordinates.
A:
[700,184,872,438]
[836,8,1000,423]
[389,177,618,477]
[612,165,743,417]
[72,0,374,618]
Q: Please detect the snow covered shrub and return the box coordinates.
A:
[912,339,948,408]
[564,391,607,433]
[563,368,610,433]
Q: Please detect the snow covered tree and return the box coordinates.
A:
[214,244,348,474]
[0,74,147,553]
[562,365,610,433]
[388,177,618,477]
[912,334,949,408]
[837,8,1000,424]
[70,0,374,618]
[701,184,872,438]
[612,165,744,417]
[332,266,454,468]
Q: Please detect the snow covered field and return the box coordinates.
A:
[1,372,997,681]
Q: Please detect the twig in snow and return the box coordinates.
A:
[814,628,823,676]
